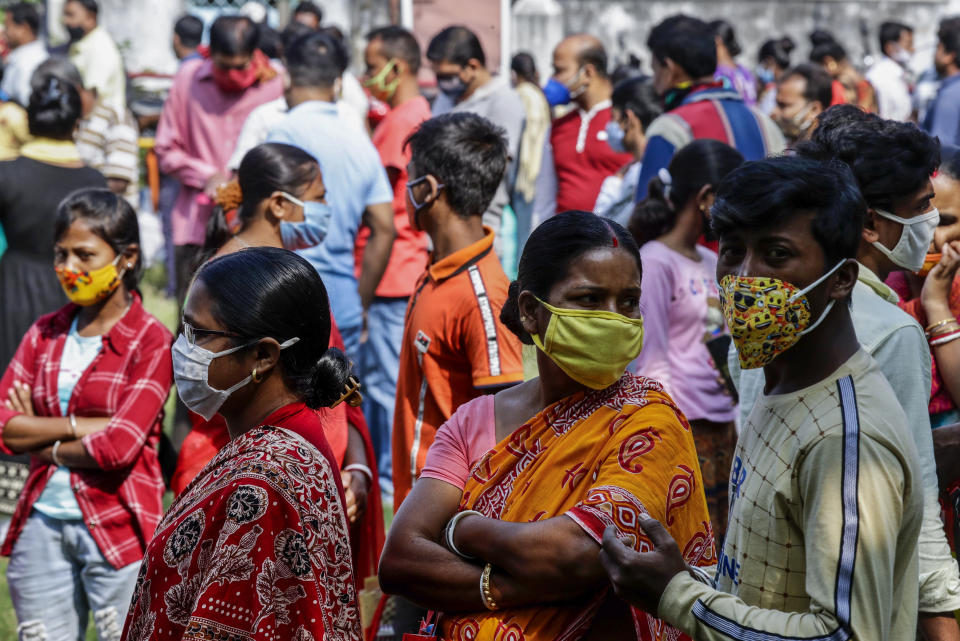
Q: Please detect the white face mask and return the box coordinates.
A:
[871,207,940,272]
[171,333,300,421]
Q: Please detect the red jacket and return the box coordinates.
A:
[0,295,172,568]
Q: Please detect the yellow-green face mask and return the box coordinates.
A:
[530,297,644,390]
[363,59,400,101]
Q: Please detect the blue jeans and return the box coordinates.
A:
[360,296,408,498]
[7,511,140,641]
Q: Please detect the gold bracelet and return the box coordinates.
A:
[480,563,498,610]
[928,321,960,338]
[926,318,957,333]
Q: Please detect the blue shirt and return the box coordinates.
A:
[923,73,960,147]
[267,100,393,331]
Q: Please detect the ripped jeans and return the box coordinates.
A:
[6,511,139,641]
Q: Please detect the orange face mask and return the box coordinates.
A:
[917,253,942,277]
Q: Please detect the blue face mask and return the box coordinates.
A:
[756,65,776,86]
[542,77,571,107]
[437,74,467,101]
[605,120,626,153]
[279,192,331,251]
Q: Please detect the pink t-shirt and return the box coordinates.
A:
[419,395,496,490]
[631,240,736,422]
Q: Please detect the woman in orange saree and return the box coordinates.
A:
[380,212,715,641]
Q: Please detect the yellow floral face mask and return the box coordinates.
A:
[718,260,845,370]
[531,297,644,390]
[55,255,123,306]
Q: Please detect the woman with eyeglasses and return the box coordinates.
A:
[122,246,361,641]
[0,189,170,639]
[172,142,384,597]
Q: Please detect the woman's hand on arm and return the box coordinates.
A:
[3,381,110,453]
[34,437,102,469]
[453,512,609,601]
[341,423,371,525]
[378,478,490,612]
[923,242,960,410]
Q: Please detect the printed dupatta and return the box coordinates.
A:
[122,425,362,641]
[441,374,716,641]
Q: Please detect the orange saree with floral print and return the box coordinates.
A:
[440,374,715,641]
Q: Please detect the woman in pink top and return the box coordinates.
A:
[628,139,743,538]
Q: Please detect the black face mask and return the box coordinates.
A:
[66,25,86,43]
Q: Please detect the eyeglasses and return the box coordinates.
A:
[181,321,242,347]
[406,175,445,211]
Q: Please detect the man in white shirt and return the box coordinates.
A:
[63,0,126,115]
[2,3,47,106]
[733,106,960,641]
[866,21,915,122]
[601,154,924,641]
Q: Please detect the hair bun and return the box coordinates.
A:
[302,347,355,409]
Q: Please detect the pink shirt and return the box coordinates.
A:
[420,395,496,490]
[631,241,736,422]
[155,58,284,246]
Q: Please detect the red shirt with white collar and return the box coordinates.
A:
[551,100,633,213]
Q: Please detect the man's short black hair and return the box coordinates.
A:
[712,155,866,267]
[576,41,609,79]
[611,76,662,130]
[285,32,347,89]
[281,21,314,54]
[174,14,203,49]
[8,3,40,35]
[405,112,507,218]
[426,25,485,67]
[209,15,258,57]
[797,110,940,212]
[293,2,323,22]
[67,0,98,16]
[782,63,833,108]
[880,21,912,53]
[939,18,960,59]
[647,15,717,80]
[367,25,421,73]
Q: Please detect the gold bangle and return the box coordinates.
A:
[926,318,957,333]
[928,321,960,338]
[480,563,498,610]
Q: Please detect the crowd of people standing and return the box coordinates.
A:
[2,1,960,640]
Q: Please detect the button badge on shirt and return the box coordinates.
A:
[415,331,431,355]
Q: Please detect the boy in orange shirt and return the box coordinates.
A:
[392,112,523,507]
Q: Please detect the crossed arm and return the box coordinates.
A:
[378,477,607,612]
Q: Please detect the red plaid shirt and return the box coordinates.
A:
[0,295,172,569]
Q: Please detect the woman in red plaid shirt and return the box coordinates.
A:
[0,189,172,640]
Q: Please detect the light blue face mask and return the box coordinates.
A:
[279,192,331,251]
[605,120,626,153]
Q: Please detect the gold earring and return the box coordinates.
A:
[252,368,262,383]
